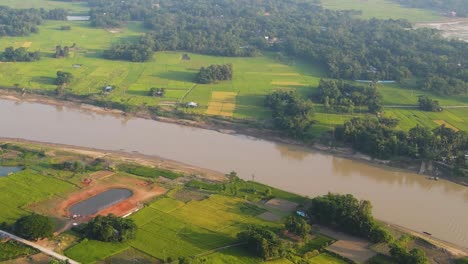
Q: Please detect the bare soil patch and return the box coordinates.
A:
[172,189,208,202]
[318,226,376,263]
[264,198,298,213]
[22,42,32,48]
[258,211,281,222]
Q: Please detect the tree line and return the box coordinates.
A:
[0,6,67,36]
[195,64,233,84]
[0,47,40,62]
[335,117,468,169]
[316,79,382,113]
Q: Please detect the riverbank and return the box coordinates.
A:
[2,139,467,260]
[1,89,467,188]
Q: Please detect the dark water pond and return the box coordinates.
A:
[0,166,23,176]
[69,188,132,216]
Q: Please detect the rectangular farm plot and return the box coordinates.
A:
[206,91,237,117]
[22,42,32,48]
[433,120,459,131]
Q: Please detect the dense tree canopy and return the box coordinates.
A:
[316,79,382,113]
[195,64,233,84]
[78,214,136,242]
[55,71,73,85]
[103,42,153,62]
[391,0,468,17]
[237,225,287,260]
[308,193,392,243]
[284,216,311,238]
[0,47,40,62]
[265,91,315,139]
[0,6,67,36]
[14,214,54,241]
[418,95,442,112]
[335,117,468,163]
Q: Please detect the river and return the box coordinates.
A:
[1,99,467,248]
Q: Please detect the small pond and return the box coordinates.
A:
[69,188,132,216]
[0,166,23,177]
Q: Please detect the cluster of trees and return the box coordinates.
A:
[195,64,233,84]
[316,80,382,113]
[391,0,468,17]
[55,71,73,85]
[418,95,442,112]
[335,118,468,165]
[0,6,67,36]
[265,91,314,139]
[103,42,153,62]
[54,45,70,58]
[389,236,428,264]
[85,0,467,95]
[76,214,136,242]
[284,216,311,238]
[0,47,40,62]
[308,193,392,243]
[237,225,287,260]
[13,214,54,241]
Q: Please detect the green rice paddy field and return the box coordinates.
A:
[0,1,465,135]
[65,194,344,264]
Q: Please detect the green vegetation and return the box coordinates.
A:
[418,96,442,112]
[55,71,73,85]
[238,225,287,260]
[0,241,38,261]
[284,216,311,238]
[316,79,382,113]
[455,257,468,264]
[0,170,76,224]
[335,118,468,170]
[391,0,468,17]
[75,214,136,242]
[321,0,440,22]
[13,214,54,241]
[196,64,233,84]
[117,163,182,179]
[389,236,428,264]
[64,239,129,263]
[308,253,348,264]
[308,193,392,243]
[1,47,40,62]
[266,91,315,139]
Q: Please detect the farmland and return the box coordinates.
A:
[321,0,441,22]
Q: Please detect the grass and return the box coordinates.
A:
[298,235,335,254]
[308,253,349,264]
[0,169,77,223]
[118,163,182,179]
[65,239,129,263]
[321,0,442,22]
[0,241,39,261]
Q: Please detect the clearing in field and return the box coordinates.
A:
[206,91,237,117]
[22,42,32,48]
[433,120,459,131]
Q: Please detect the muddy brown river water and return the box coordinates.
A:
[0,99,467,248]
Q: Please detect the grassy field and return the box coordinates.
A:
[0,170,77,224]
[308,253,348,264]
[321,0,441,22]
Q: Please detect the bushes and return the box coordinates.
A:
[118,164,181,179]
[13,214,54,241]
[418,95,442,112]
[195,64,233,84]
[237,225,287,260]
[0,47,40,62]
[76,214,136,242]
[308,193,392,243]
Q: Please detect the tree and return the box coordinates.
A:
[237,225,287,260]
[78,214,136,242]
[55,71,73,86]
[195,64,233,84]
[418,95,442,112]
[14,214,54,241]
[284,215,311,238]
